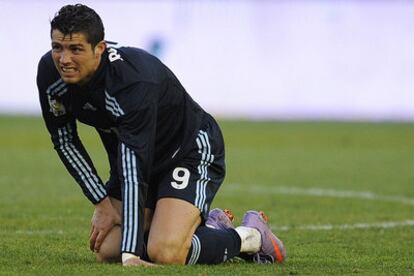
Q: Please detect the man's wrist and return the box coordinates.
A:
[93,191,108,205]
[95,196,110,207]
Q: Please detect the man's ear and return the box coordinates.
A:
[94,40,106,57]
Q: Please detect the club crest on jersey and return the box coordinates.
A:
[48,95,66,116]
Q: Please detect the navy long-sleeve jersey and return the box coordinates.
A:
[37,43,206,255]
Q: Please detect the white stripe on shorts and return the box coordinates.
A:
[195,130,214,211]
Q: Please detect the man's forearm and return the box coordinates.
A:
[53,123,107,203]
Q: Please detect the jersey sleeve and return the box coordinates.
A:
[36,56,107,204]
[106,82,158,256]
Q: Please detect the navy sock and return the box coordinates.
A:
[186,226,241,264]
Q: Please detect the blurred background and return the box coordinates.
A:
[1,2,414,273]
[1,0,414,121]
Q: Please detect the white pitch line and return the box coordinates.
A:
[2,221,413,236]
[0,229,64,236]
[224,184,414,206]
[271,220,414,232]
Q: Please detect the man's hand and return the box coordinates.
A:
[89,197,121,253]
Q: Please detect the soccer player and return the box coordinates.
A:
[37,4,286,266]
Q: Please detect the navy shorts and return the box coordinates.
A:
[106,114,225,220]
[146,114,225,219]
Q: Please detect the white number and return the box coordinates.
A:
[108,48,123,62]
[171,167,190,190]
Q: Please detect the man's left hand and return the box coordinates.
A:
[89,197,121,252]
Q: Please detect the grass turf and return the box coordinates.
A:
[0,116,413,275]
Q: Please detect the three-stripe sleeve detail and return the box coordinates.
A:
[121,143,139,253]
[195,130,215,212]
[105,90,124,117]
[187,235,201,265]
[57,124,106,202]
[47,79,68,97]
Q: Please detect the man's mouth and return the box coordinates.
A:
[61,67,77,73]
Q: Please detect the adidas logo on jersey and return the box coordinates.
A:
[82,102,97,111]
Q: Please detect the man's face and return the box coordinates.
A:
[51,29,105,85]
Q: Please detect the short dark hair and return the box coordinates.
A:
[50,4,104,48]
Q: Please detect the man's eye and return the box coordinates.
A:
[72,48,83,53]
[52,45,62,51]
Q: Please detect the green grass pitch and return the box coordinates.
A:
[1,116,413,275]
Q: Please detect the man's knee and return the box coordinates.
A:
[146,198,202,264]
[147,237,190,264]
[95,225,122,263]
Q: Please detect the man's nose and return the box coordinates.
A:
[59,51,71,64]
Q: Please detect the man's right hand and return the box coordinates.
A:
[89,197,121,253]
